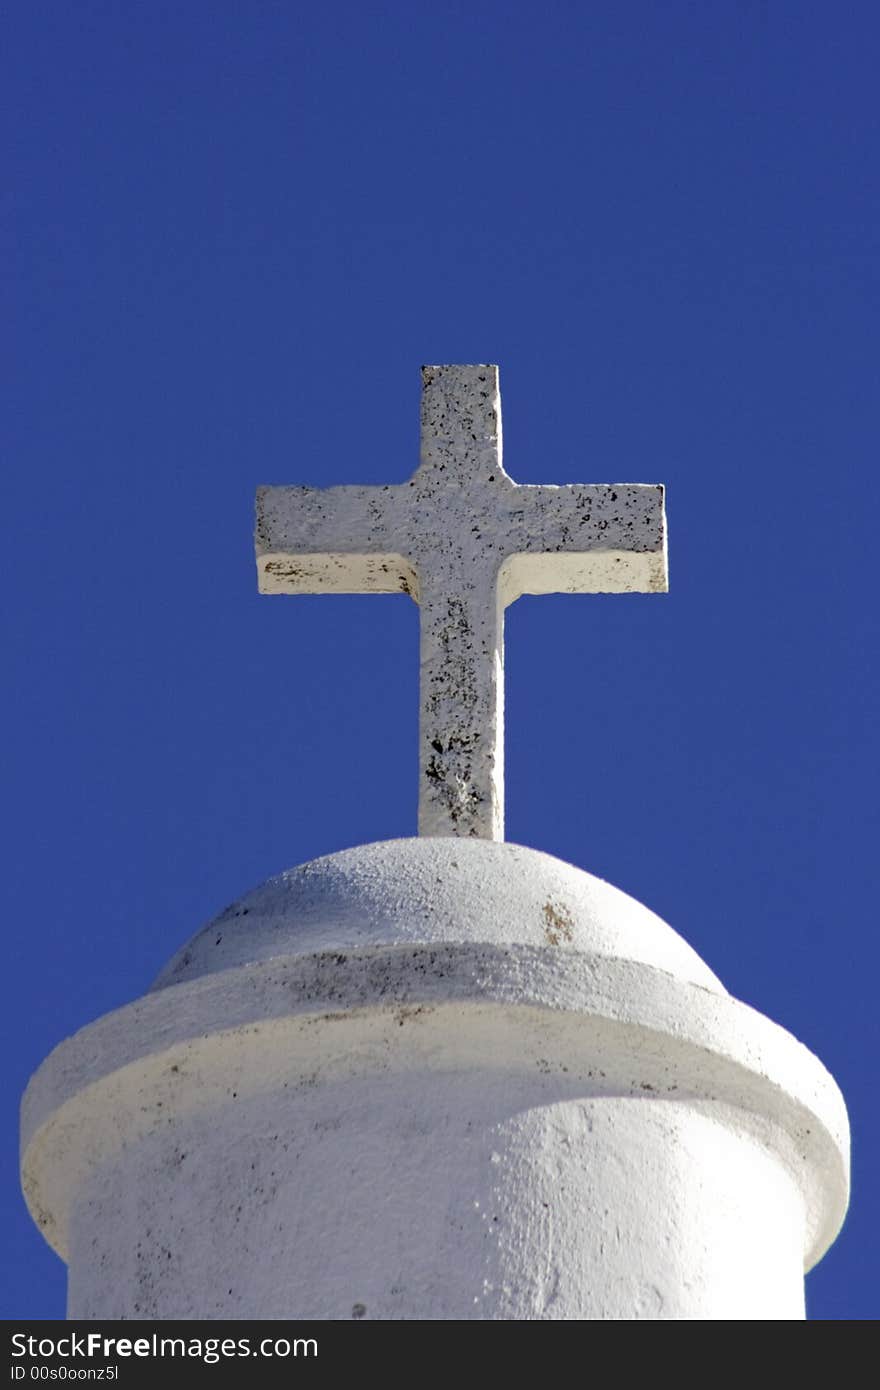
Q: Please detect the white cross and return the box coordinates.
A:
[256,364,667,841]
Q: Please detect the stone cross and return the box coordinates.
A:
[255,365,667,840]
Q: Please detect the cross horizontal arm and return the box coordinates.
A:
[255,484,417,596]
[500,483,667,604]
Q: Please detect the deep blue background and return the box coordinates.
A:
[4,2,877,1319]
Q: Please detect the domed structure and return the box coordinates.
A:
[22,839,847,1320]
[153,838,725,993]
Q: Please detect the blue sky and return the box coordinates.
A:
[4,2,877,1320]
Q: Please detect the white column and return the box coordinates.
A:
[22,840,849,1321]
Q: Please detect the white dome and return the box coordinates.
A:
[153,838,725,994]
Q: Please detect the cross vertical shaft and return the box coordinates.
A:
[416,366,506,838]
[418,560,505,839]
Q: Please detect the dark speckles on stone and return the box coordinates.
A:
[351,1303,367,1319]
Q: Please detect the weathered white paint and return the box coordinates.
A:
[22,839,849,1321]
[256,366,667,840]
[153,837,724,993]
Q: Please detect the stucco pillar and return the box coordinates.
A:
[21,839,848,1320]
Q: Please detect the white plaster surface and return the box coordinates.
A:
[256,365,667,840]
[153,837,725,993]
[21,839,849,1321]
